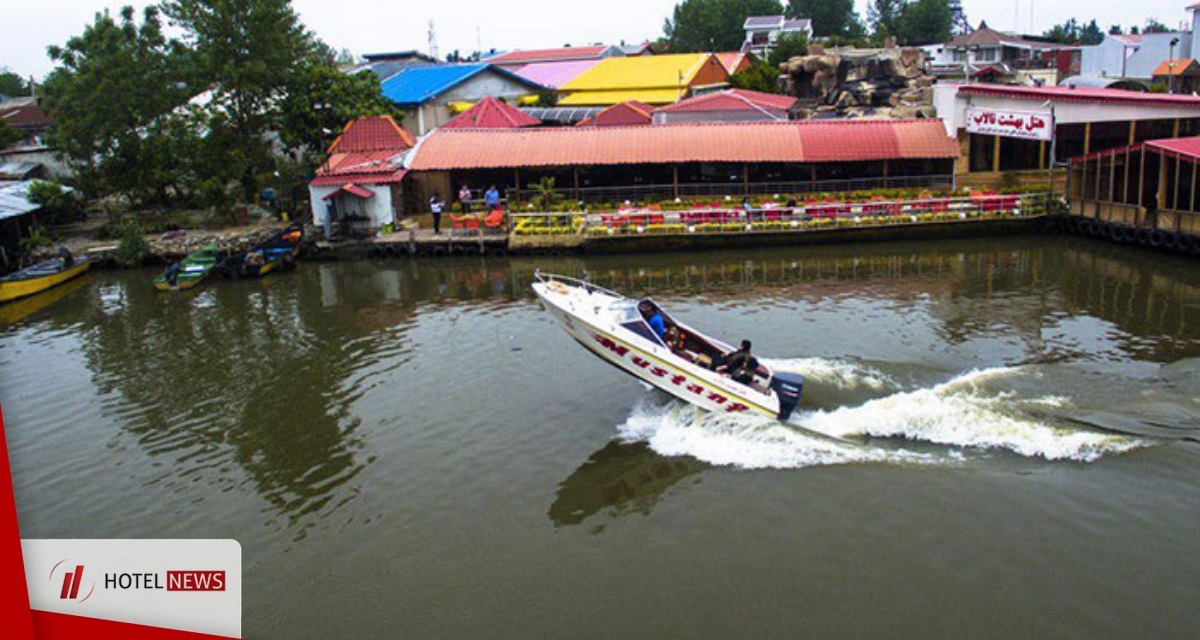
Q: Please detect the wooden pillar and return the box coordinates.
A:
[742,163,749,195]
[513,168,521,203]
[1157,152,1168,214]
[1124,147,1131,205]
[992,135,1002,173]
[1173,153,1182,211]
[1081,155,1089,204]
[882,160,890,187]
[1039,141,1046,170]
[1128,121,1137,146]
[672,165,679,199]
[1138,149,1146,223]
[1095,152,1103,201]
[1109,153,1116,204]
[573,166,580,202]
[1083,122,1092,156]
[1174,118,1181,138]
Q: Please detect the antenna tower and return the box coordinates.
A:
[428,20,440,61]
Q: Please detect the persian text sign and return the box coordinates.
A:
[966,108,1054,141]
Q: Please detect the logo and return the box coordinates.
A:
[52,560,95,603]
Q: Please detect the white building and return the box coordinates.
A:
[743,16,812,58]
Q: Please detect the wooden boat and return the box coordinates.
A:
[0,254,91,304]
[153,243,223,291]
[0,272,91,324]
[224,225,303,278]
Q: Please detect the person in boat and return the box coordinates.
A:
[663,325,686,354]
[58,246,74,268]
[719,339,757,385]
[639,301,666,339]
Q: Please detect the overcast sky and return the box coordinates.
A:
[4,0,1197,80]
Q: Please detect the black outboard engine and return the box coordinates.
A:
[769,372,805,420]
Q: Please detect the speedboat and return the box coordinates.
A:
[532,272,804,421]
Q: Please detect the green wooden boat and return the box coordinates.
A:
[154,243,223,291]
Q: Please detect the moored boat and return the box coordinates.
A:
[0,252,91,304]
[224,225,303,278]
[154,243,223,291]
[532,272,805,423]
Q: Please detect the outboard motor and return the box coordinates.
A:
[769,372,805,420]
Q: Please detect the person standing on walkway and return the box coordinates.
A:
[485,184,501,211]
[430,193,445,235]
[458,184,473,214]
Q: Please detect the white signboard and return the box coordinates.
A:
[966,108,1054,141]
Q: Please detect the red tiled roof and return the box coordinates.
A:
[441,96,540,129]
[321,184,375,200]
[955,83,1200,108]
[409,120,958,170]
[327,116,415,154]
[655,89,796,115]
[488,46,610,65]
[578,101,653,127]
[716,52,750,74]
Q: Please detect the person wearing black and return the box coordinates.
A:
[720,339,757,385]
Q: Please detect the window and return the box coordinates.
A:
[952,49,965,62]
[976,48,997,62]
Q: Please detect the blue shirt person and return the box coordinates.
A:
[485,185,501,209]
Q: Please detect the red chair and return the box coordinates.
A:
[484,209,506,232]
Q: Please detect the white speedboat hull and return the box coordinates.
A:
[532,275,803,420]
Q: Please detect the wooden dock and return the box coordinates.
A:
[315,228,508,258]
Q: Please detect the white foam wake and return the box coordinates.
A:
[616,364,1147,469]
[763,357,894,392]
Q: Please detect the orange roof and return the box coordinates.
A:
[716,52,752,74]
[408,120,958,170]
[1152,59,1200,76]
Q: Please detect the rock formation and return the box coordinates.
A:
[781,44,936,120]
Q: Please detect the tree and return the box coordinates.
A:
[278,58,400,157]
[789,0,863,39]
[1079,20,1104,45]
[1043,19,1081,44]
[664,0,784,52]
[164,0,317,198]
[0,69,29,97]
[1144,18,1171,34]
[729,61,784,93]
[0,119,21,149]
[1108,25,1122,36]
[41,6,189,203]
[767,32,809,67]
[895,0,952,44]
[868,0,904,39]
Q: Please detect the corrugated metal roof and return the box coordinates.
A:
[561,54,716,92]
[327,116,415,153]
[578,101,653,127]
[310,170,408,188]
[1152,59,1200,77]
[559,88,688,106]
[408,120,958,170]
[512,60,600,89]
[441,96,540,129]
[655,89,796,114]
[379,65,546,105]
[488,45,611,65]
[956,82,1200,108]
[744,16,783,29]
[0,181,49,220]
[521,106,603,124]
[1145,136,1200,160]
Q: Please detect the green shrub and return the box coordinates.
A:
[114,215,150,267]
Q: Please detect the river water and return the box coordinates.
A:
[2,234,1199,639]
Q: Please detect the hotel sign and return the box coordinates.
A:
[966,108,1054,141]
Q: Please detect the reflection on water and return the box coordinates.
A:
[548,439,706,531]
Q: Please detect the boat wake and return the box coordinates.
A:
[616,361,1153,470]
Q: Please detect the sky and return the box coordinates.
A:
[4,0,1198,80]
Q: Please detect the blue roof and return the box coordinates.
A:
[380,64,546,105]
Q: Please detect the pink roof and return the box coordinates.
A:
[716,52,750,74]
[488,45,610,65]
[440,96,540,129]
[1112,34,1143,45]
[409,119,958,170]
[578,101,653,127]
[512,60,601,89]
[655,89,797,115]
[956,83,1200,108]
[1145,136,1200,160]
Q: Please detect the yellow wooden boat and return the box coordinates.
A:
[0,256,91,304]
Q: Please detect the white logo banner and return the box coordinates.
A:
[966,108,1054,141]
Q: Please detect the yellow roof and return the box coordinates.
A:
[560,53,715,92]
[558,88,688,106]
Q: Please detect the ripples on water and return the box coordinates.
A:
[3,238,1200,637]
